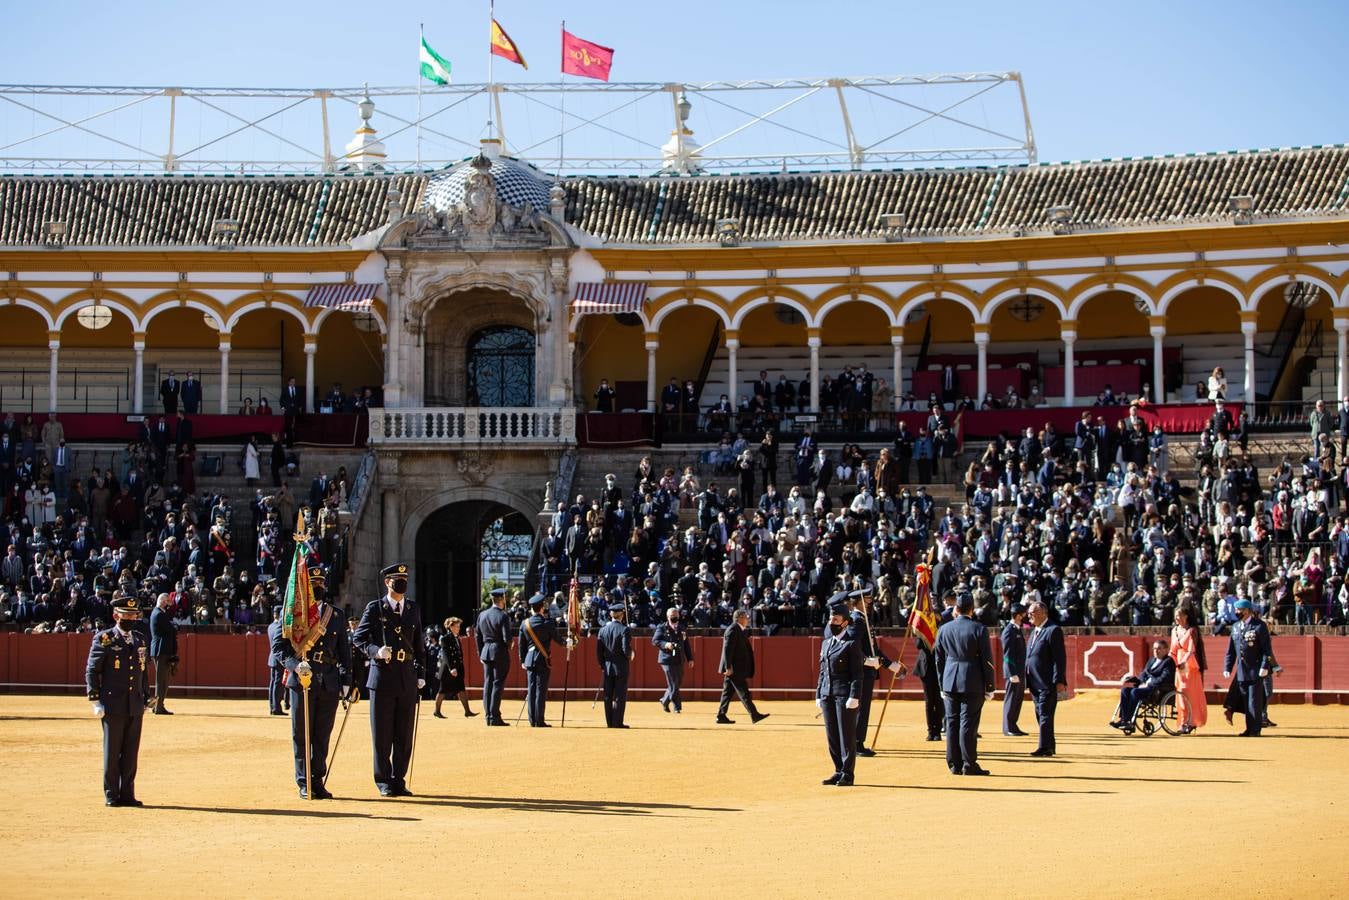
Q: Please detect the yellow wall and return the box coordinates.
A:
[577,316,648,397]
[58,310,134,348]
[818,302,889,345]
[144,307,219,349]
[901,298,974,344]
[738,303,807,347]
[0,308,49,346]
[987,295,1064,342]
[316,315,384,392]
[1165,286,1241,336]
[231,310,304,382]
[651,307,719,391]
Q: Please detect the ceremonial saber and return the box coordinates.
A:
[407,694,421,790]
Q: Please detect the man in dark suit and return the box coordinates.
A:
[846,589,903,757]
[351,563,425,797]
[474,587,512,725]
[818,598,864,786]
[1111,639,1176,733]
[519,594,562,727]
[174,411,193,453]
[1223,598,1273,736]
[266,606,286,715]
[911,633,944,741]
[280,376,303,446]
[150,416,173,482]
[273,569,352,798]
[180,371,202,415]
[160,371,180,415]
[652,606,692,713]
[86,595,151,806]
[1001,604,1029,736]
[716,609,769,724]
[934,592,995,775]
[310,472,330,510]
[596,600,633,727]
[149,593,178,715]
[270,433,286,486]
[1025,600,1067,756]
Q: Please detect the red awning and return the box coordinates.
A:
[304,283,380,311]
[570,281,648,314]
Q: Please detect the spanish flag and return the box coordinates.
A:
[282,512,322,655]
[491,18,528,69]
[908,563,940,651]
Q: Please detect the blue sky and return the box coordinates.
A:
[5,0,1347,169]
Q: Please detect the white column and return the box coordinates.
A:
[1150,323,1166,403]
[808,336,821,412]
[381,489,401,565]
[47,336,60,413]
[383,267,403,407]
[1062,330,1077,407]
[304,341,317,413]
[645,338,659,412]
[974,332,989,404]
[1335,319,1348,404]
[726,336,739,408]
[1241,320,1257,406]
[218,338,231,415]
[891,336,904,412]
[132,339,145,414]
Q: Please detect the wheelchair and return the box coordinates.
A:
[1112,688,1183,736]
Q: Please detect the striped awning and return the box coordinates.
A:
[304,283,380,311]
[571,281,648,314]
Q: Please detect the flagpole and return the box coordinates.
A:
[417,24,424,170]
[487,0,495,138]
[558,20,565,177]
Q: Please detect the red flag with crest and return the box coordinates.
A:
[561,28,614,81]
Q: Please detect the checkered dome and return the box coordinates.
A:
[422,156,554,213]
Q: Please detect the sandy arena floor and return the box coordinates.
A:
[1,691,1346,898]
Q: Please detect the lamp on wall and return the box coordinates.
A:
[879,212,906,242]
[76,302,112,330]
[211,218,240,249]
[43,220,67,248]
[1047,206,1073,235]
[1229,195,1254,225]
[715,218,741,248]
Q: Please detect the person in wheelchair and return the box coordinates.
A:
[1109,639,1176,733]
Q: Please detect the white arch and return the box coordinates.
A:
[648,296,732,332]
[140,298,227,332]
[568,307,652,335]
[0,297,56,330]
[729,295,812,331]
[1247,271,1340,312]
[313,304,388,335]
[814,293,899,329]
[983,287,1071,324]
[53,296,141,331]
[1064,283,1153,320]
[1157,279,1246,315]
[224,296,312,334]
[895,292,980,327]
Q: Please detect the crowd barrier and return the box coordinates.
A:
[3,631,1346,703]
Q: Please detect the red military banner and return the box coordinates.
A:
[562,28,614,81]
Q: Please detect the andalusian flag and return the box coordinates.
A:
[282,516,321,655]
[420,34,452,85]
[909,563,940,651]
[567,578,581,642]
[491,18,528,69]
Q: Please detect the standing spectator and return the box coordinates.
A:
[1310,398,1335,458]
[149,592,178,715]
[1207,366,1227,402]
[1025,600,1066,757]
[269,433,285,487]
[243,436,260,486]
[1338,396,1349,460]
[180,372,202,415]
[1169,605,1207,733]
[160,371,180,415]
[715,608,768,725]
[660,378,681,432]
[280,377,303,446]
[593,378,616,413]
[176,442,196,495]
[40,413,64,464]
[433,617,476,718]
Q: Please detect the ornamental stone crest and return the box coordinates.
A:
[456,450,496,485]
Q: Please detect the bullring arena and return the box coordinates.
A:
[3,41,1349,899]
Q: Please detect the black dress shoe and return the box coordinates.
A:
[750,712,770,724]
[269,710,286,716]
[1030,748,1055,757]
[716,716,735,724]
[926,734,942,742]
[961,765,990,776]
[674,707,682,714]
[856,746,877,758]
[104,798,121,807]
[463,709,479,717]
[834,775,854,787]
[153,709,174,715]
[1262,719,1277,728]
[949,767,963,776]
[312,787,333,800]
[298,787,310,799]
[488,719,510,726]
[822,773,843,785]
[377,786,395,797]
[1004,729,1028,736]
[394,786,414,797]
[432,711,446,719]
[535,722,552,728]
[660,700,670,713]
[612,723,630,729]
[120,798,143,807]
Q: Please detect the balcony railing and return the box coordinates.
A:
[367,406,577,446]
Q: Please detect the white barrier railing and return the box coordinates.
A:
[367,407,577,446]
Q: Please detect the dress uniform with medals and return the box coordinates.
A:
[519,594,563,726]
[651,609,693,713]
[85,595,150,806]
[352,563,425,796]
[596,602,633,728]
[818,598,863,786]
[273,568,353,799]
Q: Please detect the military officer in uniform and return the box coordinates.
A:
[818,598,864,786]
[596,602,633,728]
[519,593,564,726]
[475,586,512,726]
[1223,598,1273,736]
[934,593,996,775]
[266,606,286,715]
[273,568,353,799]
[846,588,903,757]
[352,563,425,797]
[86,595,150,806]
[651,606,693,713]
[911,631,944,741]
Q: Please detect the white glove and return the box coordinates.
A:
[1009,675,1020,684]
[377,646,393,662]
[887,661,902,674]
[417,678,426,690]
[1258,668,1269,678]
[664,642,675,651]
[815,698,824,710]
[940,691,952,701]
[985,692,994,701]
[845,697,860,710]
[296,661,312,677]
[1222,671,1231,679]
[1056,688,1069,701]
[92,703,105,716]
[864,656,881,669]
[449,669,458,677]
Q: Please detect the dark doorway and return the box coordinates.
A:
[466,325,534,407]
[414,500,536,624]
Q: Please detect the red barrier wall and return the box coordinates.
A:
[3,632,1346,703]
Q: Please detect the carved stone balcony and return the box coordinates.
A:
[367,407,576,447]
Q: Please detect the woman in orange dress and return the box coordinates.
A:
[1169,606,1208,733]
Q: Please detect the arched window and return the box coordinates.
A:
[466,325,534,407]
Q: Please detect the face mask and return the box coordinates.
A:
[390,576,409,594]
[116,618,133,632]
[828,622,844,636]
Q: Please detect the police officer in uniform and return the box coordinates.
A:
[846,588,904,757]
[818,598,863,786]
[352,563,425,797]
[651,606,692,713]
[596,602,633,728]
[475,586,512,726]
[86,595,150,806]
[273,568,353,799]
[519,593,563,726]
